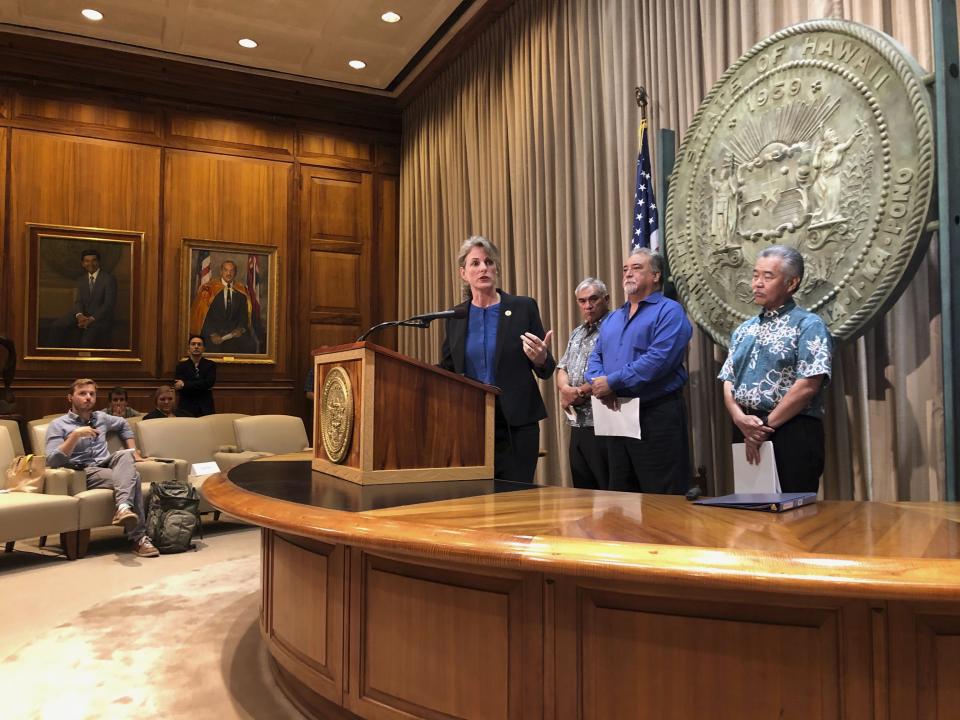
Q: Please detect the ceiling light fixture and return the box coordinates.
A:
[81,8,103,21]
[381,11,402,23]
[238,38,258,49]
[348,60,367,70]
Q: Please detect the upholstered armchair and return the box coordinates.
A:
[1,419,83,559]
[214,415,311,473]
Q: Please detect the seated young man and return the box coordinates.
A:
[105,385,140,418]
[45,378,159,558]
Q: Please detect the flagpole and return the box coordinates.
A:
[629,85,659,253]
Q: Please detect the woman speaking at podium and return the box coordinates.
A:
[440,236,555,484]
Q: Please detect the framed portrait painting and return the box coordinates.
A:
[26,224,142,361]
[181,240,278,363]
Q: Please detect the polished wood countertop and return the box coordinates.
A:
[204,455,960,600]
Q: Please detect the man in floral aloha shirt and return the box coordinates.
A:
[719,245,833,493]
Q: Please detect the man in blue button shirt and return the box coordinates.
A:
[45,378,159,557]
[585,248,692,494]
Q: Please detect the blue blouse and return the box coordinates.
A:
[463,303,500,385]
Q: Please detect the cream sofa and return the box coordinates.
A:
[134,414,248,513]
[1,419,83,559]
[27,415,178,555]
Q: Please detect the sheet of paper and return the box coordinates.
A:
[190,460,220,476]
[732,441,781,494]
[591,397,641,439]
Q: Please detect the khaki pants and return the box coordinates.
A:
[85,451,145,542]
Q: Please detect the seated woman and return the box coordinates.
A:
[104,386,140,417]
[142,385,195,420]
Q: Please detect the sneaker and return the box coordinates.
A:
[112,507,138,532]
[133,537,159,557]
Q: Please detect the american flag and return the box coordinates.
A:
[631,119,659,252]
[246,254,262,320]
[247,254,263,352]
[195,250,211,293]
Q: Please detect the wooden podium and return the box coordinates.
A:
[311,342,497,485]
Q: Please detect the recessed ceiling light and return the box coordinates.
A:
[381,11,402,23]
[238,38,258,49]
[81,8,103,21]
[348,60,367,70]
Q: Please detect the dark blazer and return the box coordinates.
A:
[174,357,217,416]
[72,269,117,323]
[201,287,255,353]
[440,290,556,426]
[142,408,195,421]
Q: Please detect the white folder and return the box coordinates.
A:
[590,397,642,440]
[732,441,781,493]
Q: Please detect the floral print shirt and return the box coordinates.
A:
[718,300,833,419]
[557,313,608,427]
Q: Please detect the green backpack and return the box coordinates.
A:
[146,480,201,553]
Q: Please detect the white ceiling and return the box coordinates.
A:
[0,0,467,92]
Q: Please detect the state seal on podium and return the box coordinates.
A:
[320,366,353,463]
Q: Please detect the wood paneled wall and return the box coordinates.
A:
[0,83,400,421]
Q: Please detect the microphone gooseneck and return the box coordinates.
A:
[356,307,466,342]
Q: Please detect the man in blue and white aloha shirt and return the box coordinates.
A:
[556,278,610,489]
[719,245,833,492]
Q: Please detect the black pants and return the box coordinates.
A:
[569,426,609,490]
[732,413,824,493]
[607,392,690,495]
[494,419,540,484]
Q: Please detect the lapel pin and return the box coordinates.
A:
[505,310,512,317]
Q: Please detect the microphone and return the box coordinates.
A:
[408,307,468,323]
[356,307,466,342]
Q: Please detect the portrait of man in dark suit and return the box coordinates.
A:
[184,243,273,361]
[47,248,119,348]
[190,260,256,354]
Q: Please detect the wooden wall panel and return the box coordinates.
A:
[376,144,401,173]
[310,323,361,351]
[162,150,291,380]
[13,94,159,141]
[301,165,373,366]
[1,84,398,422]
[307,170,370,241]
[7,130,161,379]
[0,126,6,335]
[375,175,400,349]
[310,251,359,311]
[214,387,295,415]
[168,112,294,158]
[300,130,373,168]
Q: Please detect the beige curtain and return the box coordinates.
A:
[399,0,944,499]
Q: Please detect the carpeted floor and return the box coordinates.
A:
[0,534,305,720]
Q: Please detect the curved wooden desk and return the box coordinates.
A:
[205,457,960,720]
